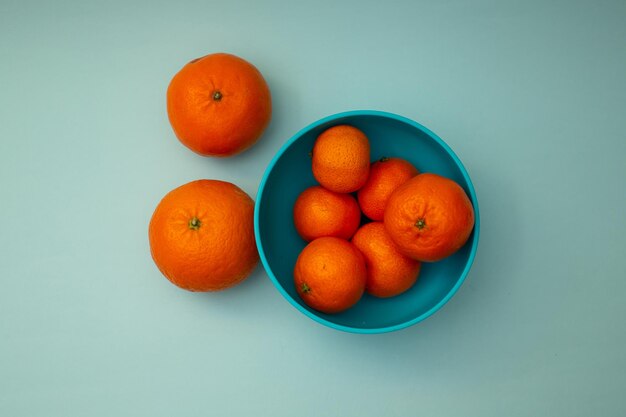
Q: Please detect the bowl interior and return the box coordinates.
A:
[256,112,478,332]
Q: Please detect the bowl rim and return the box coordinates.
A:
[254,109,480,334]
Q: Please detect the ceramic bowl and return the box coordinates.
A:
[254,110,479,333]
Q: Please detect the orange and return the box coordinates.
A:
[352,222,421,298]
[357,157,419,221]
[311,125,370,193]
[294,237,366,314]
[293,186,361,241]
[384,173,475,262]
[148,179,258,291]
[166,53,272,157]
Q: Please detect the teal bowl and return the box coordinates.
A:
[254,110,479,334]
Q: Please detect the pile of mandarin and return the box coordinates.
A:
[293,125,475,314]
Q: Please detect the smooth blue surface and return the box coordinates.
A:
[1,1,626,416]
[255,110,480,333]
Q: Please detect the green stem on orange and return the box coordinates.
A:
[415,218,426,230]
[379,156,390,162]
[301,282,311,294]
[212,91,223,101]
[188,217,202,230]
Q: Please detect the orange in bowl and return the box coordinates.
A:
[357,157,419,221]
[384,173,475,262]
[293,186,361,241]
[352,222,421,298]
[294,237,366,314]
[311,125,370,193]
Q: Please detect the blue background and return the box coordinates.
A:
[1,0,625,415]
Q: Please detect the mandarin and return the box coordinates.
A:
[294,237,366,314]
[166,53,271,157]
[384,173,475,262]
[149,180,258,291]
[357,157,419,221]
[352,222,421,298]
[293,186,361,241]
[311,125,370,193]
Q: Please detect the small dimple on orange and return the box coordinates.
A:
[383,173,475,262]
[311,125,370,193]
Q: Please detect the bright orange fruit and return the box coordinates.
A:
[166,53,272,157]
[357,157,419,221]
[149,180,258,291]
[294,237,366,314]
[293,186,361,241]
[311,125,370,193]
[352,222,421,298]
[384,173,475,262]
